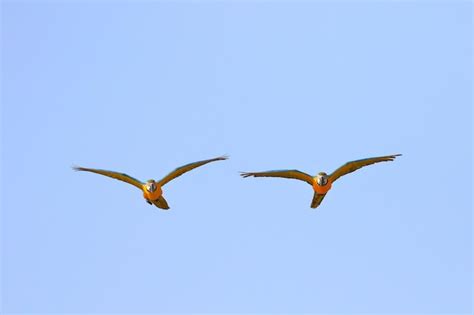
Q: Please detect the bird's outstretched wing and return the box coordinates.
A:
[240,169,314,186]
[158,156,228,187]
[73,166,144,190]
[329,154,401,183]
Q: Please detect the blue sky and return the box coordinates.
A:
[1,1,472,313]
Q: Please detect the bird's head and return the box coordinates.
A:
[316,172,329,186]
[145,180,157,192]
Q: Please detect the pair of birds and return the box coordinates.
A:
[74,154,401,210]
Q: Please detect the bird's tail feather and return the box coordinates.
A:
[311,193,326,209]
[152,196,170,210]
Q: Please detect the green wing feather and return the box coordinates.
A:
[329,154,401,183]
[73,166,144,190]
[158,156,228,186]
[240,169,314,186]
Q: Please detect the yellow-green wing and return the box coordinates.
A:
[329,154,401,183]
[73,166,144,190]
[157,156,228,186]
[240,169,314,186]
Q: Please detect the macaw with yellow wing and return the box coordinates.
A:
[241,154,401,209]
[74,156,228,210]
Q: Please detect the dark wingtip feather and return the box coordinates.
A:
[72,165,83,171]
[239,172,253,178]
[389,154,402,161]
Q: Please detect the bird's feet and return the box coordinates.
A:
[146,200,152,205]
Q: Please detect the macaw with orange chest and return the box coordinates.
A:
[241,154,401,209]
[74,156,228,210]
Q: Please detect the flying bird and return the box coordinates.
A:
[241,154,401,209]
[73,156,228,210]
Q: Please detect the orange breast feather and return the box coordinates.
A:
[143,185,163,201]
[313,181,332,194]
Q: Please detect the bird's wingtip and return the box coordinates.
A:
[391,154,402,160]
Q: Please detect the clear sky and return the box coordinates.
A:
[1,1,472,314]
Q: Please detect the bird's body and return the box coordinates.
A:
[142,182,162,202]
[74,156,228,210]
[312,173,332,195]
[139,179,165,207]
[241,154,401,209]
